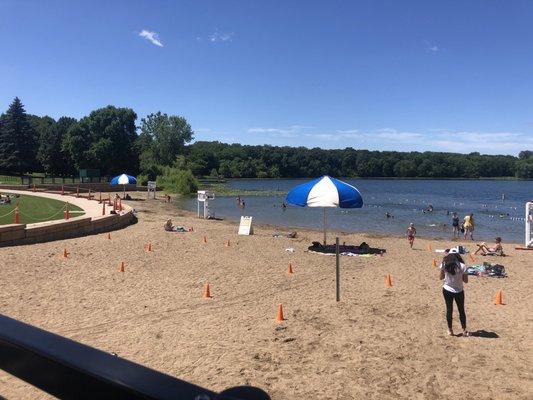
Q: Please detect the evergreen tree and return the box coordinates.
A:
[0,97,36,174]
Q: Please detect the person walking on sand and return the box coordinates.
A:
[406,223,416,249]
[439,251,469,337]
[463,213,474,240]
[452,212,460,238]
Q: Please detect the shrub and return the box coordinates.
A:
[156,166,198,195]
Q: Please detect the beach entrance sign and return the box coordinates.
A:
[147,181,156,199]
[238,216,254,235]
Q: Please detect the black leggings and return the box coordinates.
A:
[442,288,466,330]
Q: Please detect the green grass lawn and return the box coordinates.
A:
[0,194,84,225]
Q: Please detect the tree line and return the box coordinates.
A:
[186,142,533,180]
[0,98,532,191]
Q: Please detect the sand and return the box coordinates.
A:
[0,195,532,399]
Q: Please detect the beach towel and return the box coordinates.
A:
[435,246,468,254]
[308,241,385,255]
[466,262,506,278]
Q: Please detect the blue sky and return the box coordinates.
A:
[1,0,533,155]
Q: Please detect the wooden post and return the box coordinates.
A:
[335,237,340,302]
[64,203,70,220]
[14,206,20,224]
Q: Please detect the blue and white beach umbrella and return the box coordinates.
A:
[110,173,137,196]
[286,176,363,244]
[110,174,137,185]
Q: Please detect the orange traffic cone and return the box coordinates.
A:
[62,249,69,259]
[107,232,111,240]
[494,290,504,305]
[385,274,393,288]
[276,304,285,322]
[146,242,153,252]
[119,261,125,272]
[14,206,20,224]
[432,259,438,267]
[203,235,207,243]
[203,283,212,299]
[288,262,294,275]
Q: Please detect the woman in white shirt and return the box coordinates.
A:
[439,251,469,337]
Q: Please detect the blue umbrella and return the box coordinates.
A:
[286,176,363,245]
[110,173,137,197]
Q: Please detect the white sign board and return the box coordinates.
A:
[238,216,254,235]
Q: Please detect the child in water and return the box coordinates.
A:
[406,223,417,249]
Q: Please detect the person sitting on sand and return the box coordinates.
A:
[406,223,416,249]
[439,251,469,337]
[164,218,174,232]
[475,237,504,256]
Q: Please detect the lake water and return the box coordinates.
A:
[175,179,533,244]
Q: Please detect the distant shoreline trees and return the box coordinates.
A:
[0,97,532,185]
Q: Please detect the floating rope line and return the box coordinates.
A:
[18,203,69,222]
[0,208,16,219]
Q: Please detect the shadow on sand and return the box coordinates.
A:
[469,329,499,338]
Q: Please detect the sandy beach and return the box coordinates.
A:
[0,195,531,399]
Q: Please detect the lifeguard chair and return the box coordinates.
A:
[197,190,215,219]
[526,202,533,248]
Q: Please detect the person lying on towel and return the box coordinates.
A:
[164,219,188,232]
[474,237,504,256]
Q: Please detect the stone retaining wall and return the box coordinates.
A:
[0,190,137,247]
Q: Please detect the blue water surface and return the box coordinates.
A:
[175,179,533,243]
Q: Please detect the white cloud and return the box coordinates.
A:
[208,32,234,42]
[139,30,163,47]
[375,128,423,140]
[245,124,531,155]
[248,125,312,137]
[424,40,439,52]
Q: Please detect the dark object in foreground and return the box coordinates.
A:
[0,314,269,400]
[308,241,385,255]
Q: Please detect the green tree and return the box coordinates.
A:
[140,112,194,166]
[62,106,138,175]
[0,97,37,174]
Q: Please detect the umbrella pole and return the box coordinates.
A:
[123,185,126,199]
[323,208,327,246]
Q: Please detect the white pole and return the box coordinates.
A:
[323,208,327,246]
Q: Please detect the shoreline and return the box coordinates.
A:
[169,199,524,248]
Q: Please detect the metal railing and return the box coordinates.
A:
[0,314,269,400]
